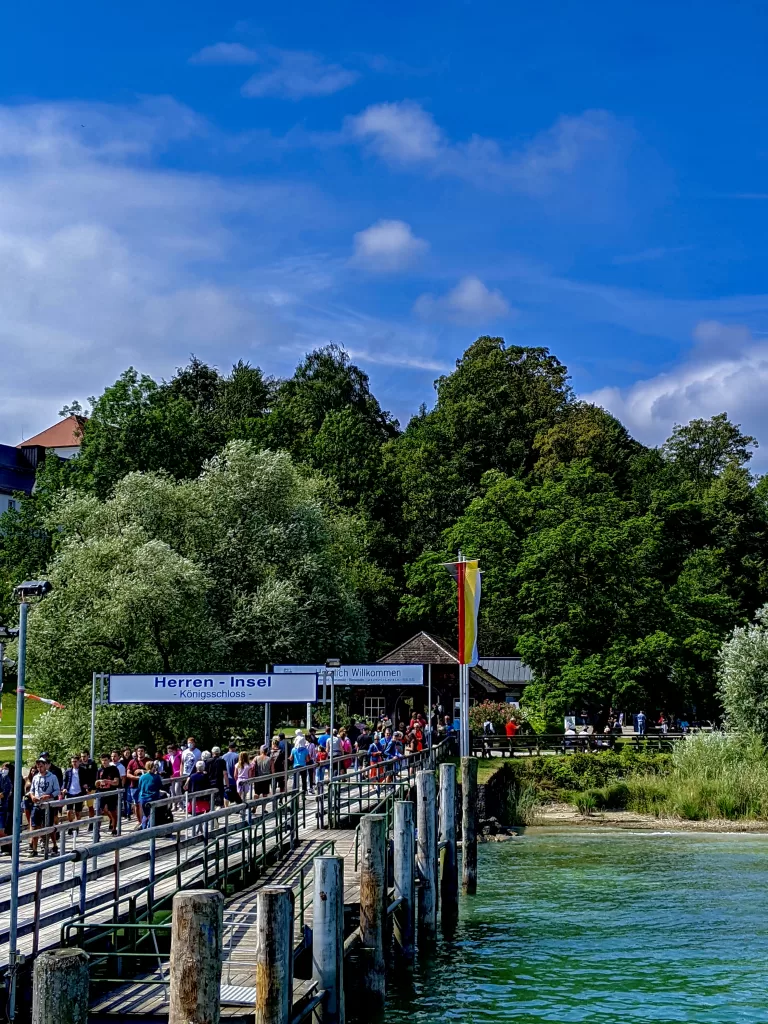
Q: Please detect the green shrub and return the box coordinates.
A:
[505,783,540,826]
[602,782,630,809]
[574,792,598,815]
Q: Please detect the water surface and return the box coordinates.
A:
[361,828,768,1024]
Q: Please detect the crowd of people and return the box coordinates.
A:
[0,710,456,857]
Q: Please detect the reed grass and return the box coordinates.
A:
[567,731,768,821]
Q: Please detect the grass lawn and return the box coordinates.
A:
[0,693,52,761]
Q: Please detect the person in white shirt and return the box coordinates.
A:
[181,737,202,776]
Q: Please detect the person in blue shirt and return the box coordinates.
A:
[137,762,165,828]
[290,731,310,793]
[223,741,239,803]
[636,711,647,736]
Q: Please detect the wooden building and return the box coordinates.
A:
[342,631,525,724]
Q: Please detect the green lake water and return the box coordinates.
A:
[360,828,768,1024]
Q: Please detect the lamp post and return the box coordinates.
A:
[7,580,52,1022]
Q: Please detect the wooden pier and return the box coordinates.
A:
[9,744,473,1022]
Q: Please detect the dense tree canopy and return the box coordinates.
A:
[2,335,767,734]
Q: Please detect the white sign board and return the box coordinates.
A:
[108,672,317,705]
[273,664,423,686]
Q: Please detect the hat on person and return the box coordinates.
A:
[211,746,221,756]
[294,730,303,738]
[38,752,50,760]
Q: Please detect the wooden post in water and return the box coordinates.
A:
[359,813,386,1001]
[312,856,345,1024]
[438,762,458,915]
[416,770,437,939]
[255,886,295,1024]
[168,889,223,1024]
[32,948,89,1024]
[393,800,415,956]
[461,756,478,895]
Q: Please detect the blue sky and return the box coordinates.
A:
[3,1,768,460]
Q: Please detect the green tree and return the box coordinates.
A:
[27,441,370,700]
[392,337,572,551]
[662,413,757,487]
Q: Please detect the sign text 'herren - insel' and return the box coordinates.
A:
[273,664,424,686]
[108,672,317,705]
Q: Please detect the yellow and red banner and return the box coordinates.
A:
[445,558,481,666]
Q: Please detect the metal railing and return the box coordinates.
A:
[0,786,304,966]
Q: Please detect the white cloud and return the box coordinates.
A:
[347,102,443,163]
[346,102,621,194]
[351,219,428,271]
[584,320,768,454]
[0,97,450,445]
[414,276,512,323]
[191,43,359,100]
[189,42,260,65]
[242,51,358,99]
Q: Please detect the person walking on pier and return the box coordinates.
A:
[184,760,211,817]
[291,731,310,793]
[29,758,60,856]
[95,753,121,834]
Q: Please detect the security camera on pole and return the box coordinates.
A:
[7,580,53,1022]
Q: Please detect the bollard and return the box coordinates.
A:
[312,856,345,1023]
[438,762,458,916]
[169,889,223,1024]
[359,814,386,1000]
[416,770,437,939]
[255,886,295,1024]
[393,800,415,956]
[461,757,478,895]
[32,948,89,1024]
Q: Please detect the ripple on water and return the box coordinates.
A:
[347,830,768,1024]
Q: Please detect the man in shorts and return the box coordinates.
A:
[29,758,60,856]
[95,753,121,835]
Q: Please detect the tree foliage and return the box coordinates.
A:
[718,607,768,737]
[3,336,768,736]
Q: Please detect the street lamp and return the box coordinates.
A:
[7,580,52,1021]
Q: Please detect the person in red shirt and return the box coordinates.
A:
[505,719,518,738]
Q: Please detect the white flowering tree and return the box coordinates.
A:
[718,606,768,736]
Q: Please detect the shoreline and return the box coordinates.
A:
[534,802,768,833]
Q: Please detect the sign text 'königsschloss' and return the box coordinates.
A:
[108,672,317,705]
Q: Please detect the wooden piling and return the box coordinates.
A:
[393,800,415,956]
[169,889,224,1024]
[461,756,478,895]
[32,948,89,1024]
[255,886,295,1024]
[438,762,458,915]
[358,813,386,1000]
[416,770,438,939]
[312,856,345,1023]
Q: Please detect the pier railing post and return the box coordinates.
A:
[461,757,478,895]
[416,770,437,939]
[393,800,415,956]
[359,813,386,1001]
[169,889,223,1024]
[438,763,458,917]
[32,948,89,1024]
[255,885,294,1024]
[312,856,345,1023]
